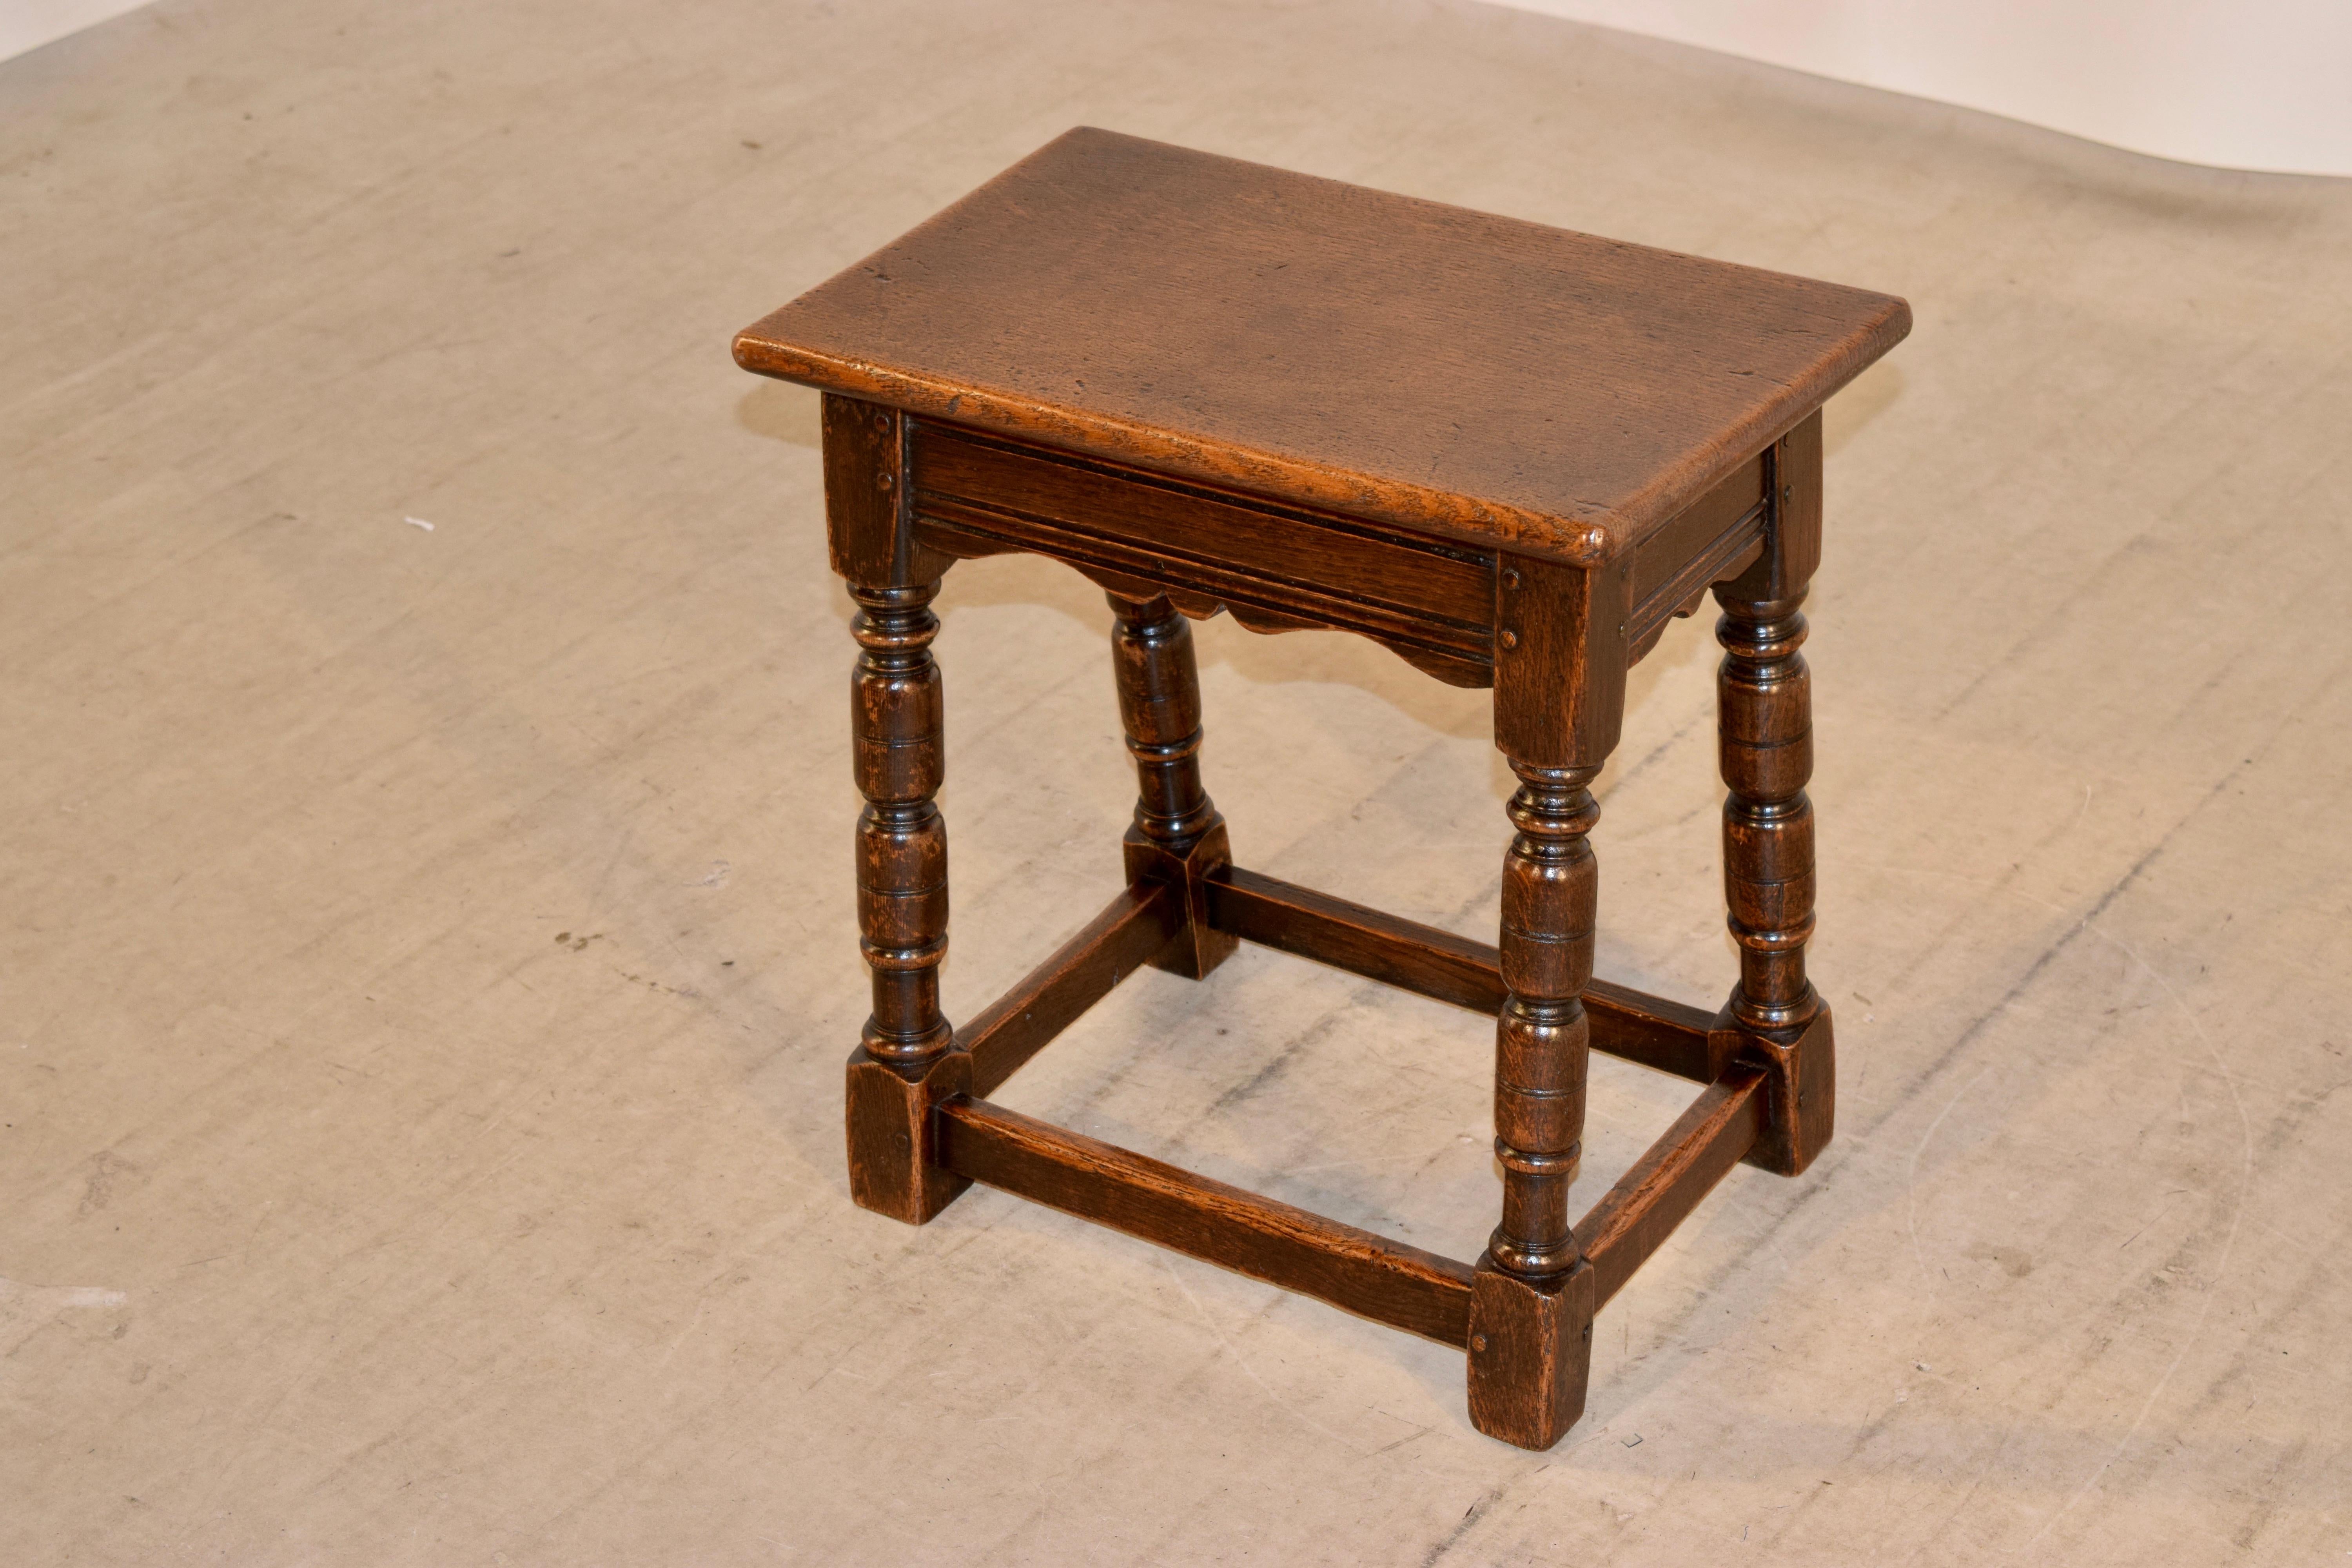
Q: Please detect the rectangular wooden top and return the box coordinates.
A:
[735,128,1909,565]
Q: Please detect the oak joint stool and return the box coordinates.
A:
[736,129,1909,1450]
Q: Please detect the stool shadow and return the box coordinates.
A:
[735,379,824,450]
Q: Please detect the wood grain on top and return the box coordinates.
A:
[735,127,1909,563]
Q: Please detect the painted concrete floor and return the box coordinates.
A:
[5,1,2348,1562]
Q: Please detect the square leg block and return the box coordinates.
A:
[1466,1254,1596,1450]
[1711,1001,1835,1176]
[844,1045,973,1223]
[1124,821,1238,981]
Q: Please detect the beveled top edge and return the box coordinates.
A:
[734,128,1911,564]
[734,334,1621,561]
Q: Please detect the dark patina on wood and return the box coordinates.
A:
[741,127,1906,1452]
[937,1097,1475,1347]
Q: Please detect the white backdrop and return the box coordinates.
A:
[2,0,150,63]
[1497,0,2352,176]
[4,0,2350,176]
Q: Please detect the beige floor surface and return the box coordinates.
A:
[5,1,2350,1563]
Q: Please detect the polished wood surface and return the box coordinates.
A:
[839,575,973,1225]
[739,127,1909,564]
[1715,412,1836,1176]
[913,422,1502,686]
[1483,764,1599,1283]
[1579,1064,1767,1307]
[1467,757,1604,1446]
[847,580,951,1067]
[937,1096,1475,1347]
[757,129,1905,1452]
[1209,864,1502,1014]
[906,415,1772,690]
[1110,592,1238,980]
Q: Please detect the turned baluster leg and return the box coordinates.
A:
[1466,762,1602,1446]
[1714,585,1834,1172]
[1467,550,1628,1450]
[1487,764,1599,1281]
[1717,593,1815,1040]
[854,582,952,1063]
[1713,412,1835,1175]
[1109,592,1235,979]
[841,580,971,1222]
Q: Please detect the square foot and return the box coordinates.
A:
[1466,1254,1596,1449]
[844,1045,973,1222]
[1710,1000,1835,1176]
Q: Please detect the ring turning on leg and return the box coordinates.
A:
[1714,582,1835,1175]
[1109,593,1236,980]
[852,582,952,1064]
[1468,761,1603,1449]
[842,579,971,1224]
[1487,763,1599,1278]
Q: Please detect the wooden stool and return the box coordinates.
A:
[735,129,1909,1449]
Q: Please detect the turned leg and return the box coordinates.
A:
[1712,413,1834,1175]
[1465,761,1602,1447]
[1109,592,1235,979]
[1716,590,1815,1040]
[1466,549,1629,1450]
[842,579,971,1222]
[1713,585,1833,1173]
